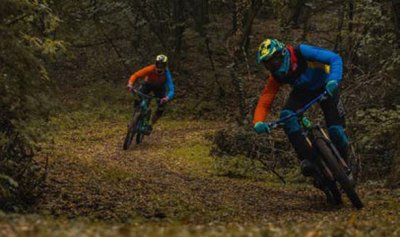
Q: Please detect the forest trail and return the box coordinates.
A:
[2,116,398,236]
[33,116,398,223]
[35,118,326,222]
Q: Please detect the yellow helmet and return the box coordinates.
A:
[256,39,285,63]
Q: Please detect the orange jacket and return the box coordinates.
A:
[128,64,166,87]
[253,75,280,124]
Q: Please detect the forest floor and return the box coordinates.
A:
[0,110,399,237]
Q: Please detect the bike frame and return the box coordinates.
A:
[265,91,363,208]
[131,89,156,133]
[267,91,327,129]
[266,91,349,180]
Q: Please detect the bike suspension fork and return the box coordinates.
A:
[288,130,314,161]
[321,129,350,172]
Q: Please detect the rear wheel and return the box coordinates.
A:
[315,138,364,209]
[123,112,140,150]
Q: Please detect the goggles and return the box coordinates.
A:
[263,52,283,72]
[156,61,167,69]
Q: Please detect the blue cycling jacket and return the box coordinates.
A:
[165,69,175,99]
[290,44,343,90]
[253,44,343,123]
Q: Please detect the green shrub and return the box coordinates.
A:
[355,107,400,184]
[211,125,296,180]
[0,0,64,210]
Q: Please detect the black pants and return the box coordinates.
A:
[281,88,348,161]
[137,83,166,116]
[283,89,346,127]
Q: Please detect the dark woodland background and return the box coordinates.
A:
[1,0,399,220]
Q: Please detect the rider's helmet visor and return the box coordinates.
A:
[263,53,283,72]
[156,61,167,69]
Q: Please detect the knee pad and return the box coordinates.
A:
[328,125,349,150]
[280,109,301,135]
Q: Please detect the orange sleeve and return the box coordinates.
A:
[128,65,155,85]
[253,75,280,124]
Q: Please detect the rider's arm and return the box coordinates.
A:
[165,69,175,99]
[128,65,155,86]
[298,44,343,83]
[253,75,280,124]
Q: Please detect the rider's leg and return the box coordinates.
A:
[280,109,312,161]
[151,105,164,125]
[280,109,315,176]
[149,85,167,127]
[282,90,316,176]
[328,125,349,161]
[320,92,354,185]
[319,92,349,162]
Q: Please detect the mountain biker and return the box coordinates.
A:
[127,54,175,134]
[253,38,352,182]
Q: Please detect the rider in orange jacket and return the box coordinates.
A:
[127,54,175,132]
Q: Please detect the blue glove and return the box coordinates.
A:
[325,80,338,96]
[254,122,271,134]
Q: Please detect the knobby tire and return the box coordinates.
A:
[315,138,364,209]
[123,112,140,150]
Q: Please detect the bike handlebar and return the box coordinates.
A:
[131,89,158,99]
[267,91,328,129]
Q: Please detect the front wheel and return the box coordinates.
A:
[315,138,364,209]
[135,116,145,145]
[136,129,144,144]
[123,112,140,150]
[136,108,151,144]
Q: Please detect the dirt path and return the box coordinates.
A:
[29,117,398,227]
[0,117,399,236]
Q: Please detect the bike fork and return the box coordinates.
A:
[320,129,351,174]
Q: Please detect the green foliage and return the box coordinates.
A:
[214,154,271,179]
[354,0,399,72]
[211,125,296,180]
[357,107,400,148]
[355,107,400,183]
[0,0,64,210]
[166,98,225,120]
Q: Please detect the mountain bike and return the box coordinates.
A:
[267,91,364,209]
[123,89,156,150]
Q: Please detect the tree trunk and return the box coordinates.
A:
[346,0,355,63]
[386,126,400,188]
[173,0,186,58]
[228,0,266,124]
[334,3,346,52]
[241,0,264,53]
[289,0,305,28]
[392,0,400,47]
[300,7,310,41]
[231,0,238,35]
[187,0,225,99]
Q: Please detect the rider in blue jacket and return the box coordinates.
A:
[253,38,351,181]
